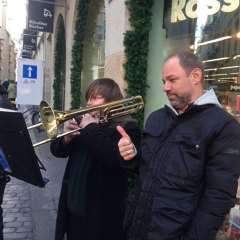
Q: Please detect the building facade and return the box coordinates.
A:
[28,0,240,124]
[0,0,17,83]
[30,0,130,112]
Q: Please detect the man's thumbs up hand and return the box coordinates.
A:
[117,126,135,161]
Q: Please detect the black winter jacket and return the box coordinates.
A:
[51,117,142,240]
[124,94,240,240]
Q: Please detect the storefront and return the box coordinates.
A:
[146,0,240,120]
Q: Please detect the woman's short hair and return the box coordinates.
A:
[85,78,123,103]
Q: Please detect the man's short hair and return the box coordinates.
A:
[165,50,205,81]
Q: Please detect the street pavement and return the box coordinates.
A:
[2,106,67,240]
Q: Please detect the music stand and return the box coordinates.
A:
[0,108,47,187]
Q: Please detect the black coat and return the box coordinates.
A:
[124,104,240,240]
[0,91,15,240]
[51,118,142,240]
[0,96,15,110]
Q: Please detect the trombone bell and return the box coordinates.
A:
[40,101,58,140]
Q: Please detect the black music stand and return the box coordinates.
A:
[0,108,47,187]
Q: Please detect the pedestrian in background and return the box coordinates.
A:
[51,78,142,240]
[0,83,15,240]
[117,50,240,240]
[0,84,15,110]
[7,80,16,102]
[2,79,9,92]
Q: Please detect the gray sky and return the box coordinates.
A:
[7,0,27,38]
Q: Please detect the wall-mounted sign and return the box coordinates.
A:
[17,59,43,105]
[22,50,32,59]
[170,0,239,23]
[23,29,37,51]
[28,0,54,33]
[163,0,239,38]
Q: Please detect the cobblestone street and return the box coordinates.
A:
[3,178,34,239]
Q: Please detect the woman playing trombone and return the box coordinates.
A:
[50,78,142,240]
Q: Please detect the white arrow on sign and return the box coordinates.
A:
[27,66,33,78]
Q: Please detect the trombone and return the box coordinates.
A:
[29,96,144,147]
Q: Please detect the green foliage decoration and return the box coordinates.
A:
[124,0,155,130]
[124,0,155,193]
[70,0,91,109]
[53,15,66,110]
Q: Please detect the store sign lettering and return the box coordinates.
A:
[171,0,239,23]
[209,84,240,92]
[230,85,240,92]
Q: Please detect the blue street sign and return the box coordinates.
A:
[23,65,37,79]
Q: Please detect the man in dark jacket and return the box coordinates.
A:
[2,80,9,93]
[117,50,240,240]
[0,84,14,109]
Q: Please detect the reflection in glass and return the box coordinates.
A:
[81,0,105,106]
[163,0,240,123]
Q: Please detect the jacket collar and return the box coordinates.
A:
[166,89,222,115]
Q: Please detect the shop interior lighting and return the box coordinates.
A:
[232,55,240,59]
[218,66,239,70]
[217,79,236,83]
[205,68,217,71]
[218,77,237,80]
[205,76,238,81]
[203,57,229,63]
[210,73,227,76]
[205,66,240,71]
[204,78,216,81]
[198,36,232,46]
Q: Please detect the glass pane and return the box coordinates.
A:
[81,0,105,106]
[163,0,240,122]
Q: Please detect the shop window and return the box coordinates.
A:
[162,0,240,123]
[81,0,105,106]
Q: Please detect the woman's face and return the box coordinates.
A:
[87,94,106,117]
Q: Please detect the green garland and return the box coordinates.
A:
[124,0,155,130]
[124,0,155,193]
[53,15,66,110]
[70,0,91,109]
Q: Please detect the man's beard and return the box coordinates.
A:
[169,92,192,110]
